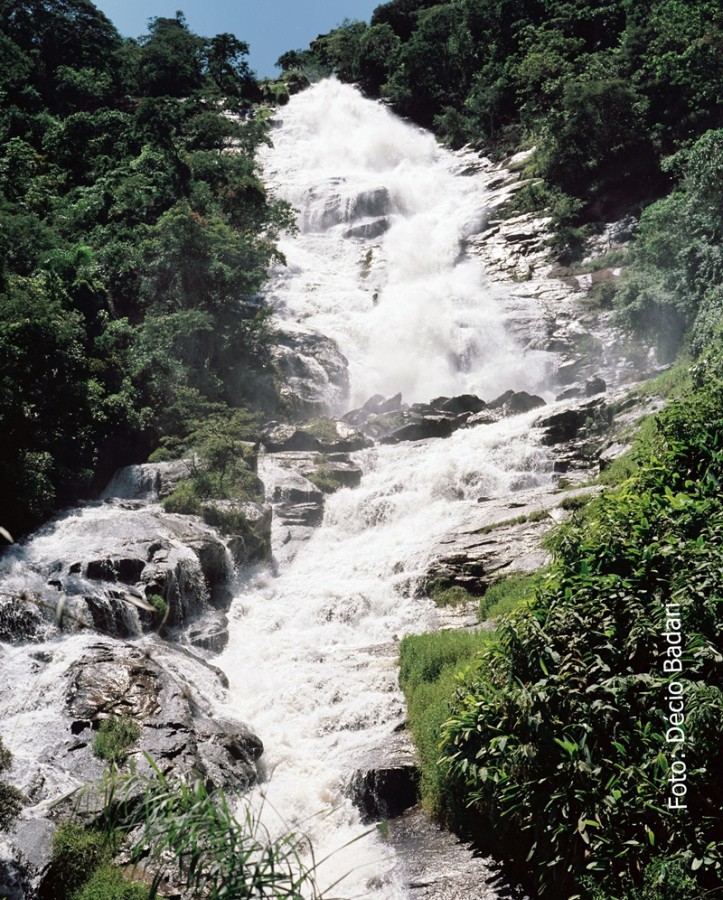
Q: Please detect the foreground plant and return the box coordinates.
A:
[100,759,326,900]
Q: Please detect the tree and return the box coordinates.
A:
[136,13,205,97]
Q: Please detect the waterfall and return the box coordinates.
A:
[261,78,551,412]
[217,80,553,897]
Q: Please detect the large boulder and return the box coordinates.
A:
[0,504,239,644]
[101,460,193,502]
[271,329,350,417]
[262,419,371,454]
[0,637,262,896]
[488,389,546,415]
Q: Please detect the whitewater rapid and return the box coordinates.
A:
[217,80,553,898]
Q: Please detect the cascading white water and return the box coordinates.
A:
[261,78,551,411]
[217,80,554,897]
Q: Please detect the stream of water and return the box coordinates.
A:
[216,79,554,898]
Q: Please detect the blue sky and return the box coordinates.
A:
[92,1,380,79]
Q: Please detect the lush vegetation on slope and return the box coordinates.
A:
[0,1,291,538]
[441,349,723,897]
[400,350,723,898]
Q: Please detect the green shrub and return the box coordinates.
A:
[559,492,592,511]
[161,480,202,516]
[0,736,24,831]
[428,584,476,607]
[42,823,110,900]
[478,572,543,621]
[306,467,345,494]
[92,717,140,766]
[72,865,149,900]
[439,347,723,897]
[145,594,167,627]
[303,417,340,443]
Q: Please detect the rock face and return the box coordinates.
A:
[271,328,350,417]
[422,381,661,599]
[100,459,192,502]
[66,640,262,791]
[347,730,421,823]
[0,504,238,645]
[261,449,363,562]
[0,635,262,896]
[262,418,371,454]
[0,457,275,655]
[388,806,530,900]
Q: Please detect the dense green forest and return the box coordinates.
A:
[0,0,291,539]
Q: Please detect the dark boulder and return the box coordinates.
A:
[381,416,457,444]
[489,390,546,416]
[349,764,420,823]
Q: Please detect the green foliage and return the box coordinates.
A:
[428,584,476,608]
[104,761,326,899]
[399,630,492,819]
[42,823,111,900]
[0,4,287,537]
[617,130,723,358]
[0,736,24,831]
[306,467,346,494]
[145,594,167,622]
[438,341,723,897]
[40,820,148,900]
[92,717,141,766]
[477,572,543,621]
[303,417,341,443]
[71,865,149,900]
[160,409,263,541]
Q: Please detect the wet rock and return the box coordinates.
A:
[0,820,53,900]
[101,459,193,502]
[66,640,262,792]
[0,596,46,644]
[381,416,457,444]
[85,557,145,584]
[271,329,350,417]
[537,408,587,445]
[302,183,392,231]
[364,392,404,414]
[489,390,546,416]
[425,485,601,596]
[388,806,530,900]
[0,506,241,643]
[556,358,586,385]
[0,636,261,897]
[262,420,371,454]
[585,375,607,396]
[344,216,391,240]
[200,501,272,569]
[346,393,494,443]
[433,394,487,415]
[350,765,420,823]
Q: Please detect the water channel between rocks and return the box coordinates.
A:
[215,79,555,898]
